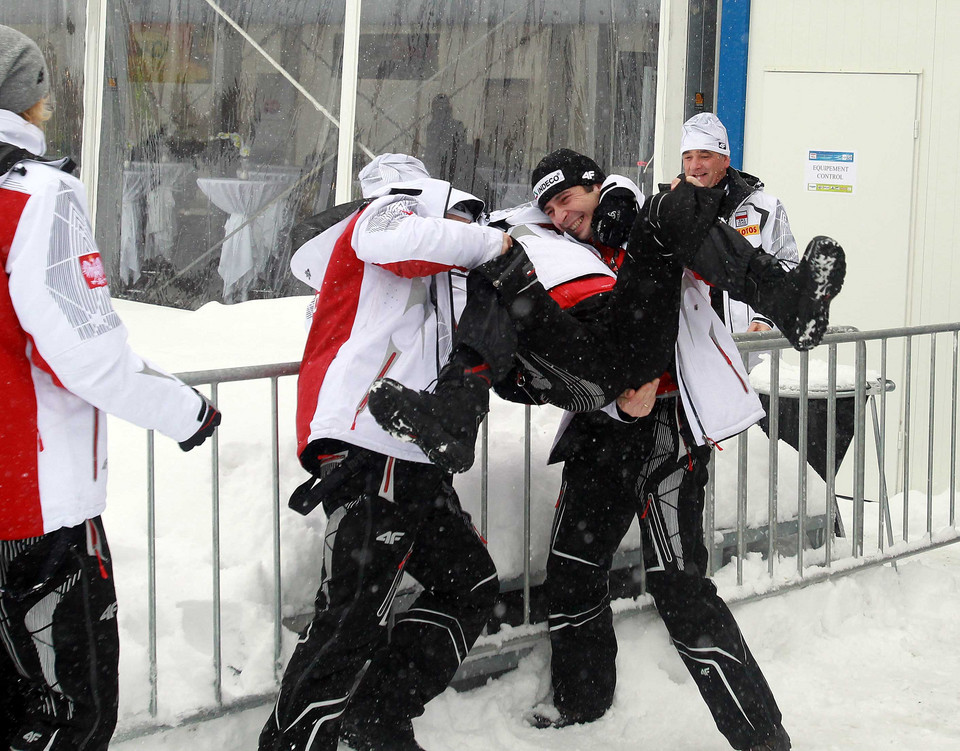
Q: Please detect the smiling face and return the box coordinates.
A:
[682,149,731,188]
[542,184,601,241]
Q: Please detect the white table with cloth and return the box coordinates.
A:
[120,161,190,284]
[196,175,293,302]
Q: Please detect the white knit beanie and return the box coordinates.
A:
[359,153,430,197]
[680,112,730,156]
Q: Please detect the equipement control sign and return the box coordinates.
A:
[805,150,856,194]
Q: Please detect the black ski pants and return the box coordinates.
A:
[259,450,498,751]
[0,517,120,751]
[457,194,788,412]
[457,244,684,412]
[546,399,783,749]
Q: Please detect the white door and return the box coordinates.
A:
[746,71,921,504]
[745,71,918,333]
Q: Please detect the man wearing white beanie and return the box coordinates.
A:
[0,24,221,751]
[680,112,800,369]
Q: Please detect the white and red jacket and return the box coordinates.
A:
[291,178,503,462]
[0,110,209,540]
[499,175,762,449]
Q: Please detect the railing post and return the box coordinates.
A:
[767,353,780,576]
[147,430,158,718]
[826,344,837,565]
[737,430,748,586]
[952,332,958,528]
[903,336,913,542]
[927,334,937,539]
[211,382,223,706]
[797,352,809,573]
[878,339,889,548]
[523,405,532,625]
[480,417,489,541]
[270,377,282,681]
[853,342,868,556]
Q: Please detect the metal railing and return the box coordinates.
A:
[114,323,960,740]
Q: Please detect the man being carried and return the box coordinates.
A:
[367,150,845,475]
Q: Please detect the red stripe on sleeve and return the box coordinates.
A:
[374,259,465,277]
[548,275,616,310]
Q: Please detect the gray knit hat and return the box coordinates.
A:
[0,25,50,114]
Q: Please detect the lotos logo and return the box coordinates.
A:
[737,224,760,237]
[79,253,108,289]
[533,169,565,200]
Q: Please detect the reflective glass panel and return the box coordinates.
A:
[100,0,346,307]
[354,0,661,208]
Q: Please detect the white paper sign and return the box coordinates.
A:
[805,150,856,194]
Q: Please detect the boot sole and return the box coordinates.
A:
[367,379,475,474]
[793,235,846,350]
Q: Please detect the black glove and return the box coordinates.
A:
[591,185,639,247]
[179,390,222,451]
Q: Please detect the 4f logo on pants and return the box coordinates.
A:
[99,602,118,621]
[376,531,405,545]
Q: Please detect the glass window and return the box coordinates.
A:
[98,0,346,307]
[354,0,661,209]
[6,0,661,308]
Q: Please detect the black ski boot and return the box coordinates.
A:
[367,356,491,474]
[749,235,846,351]
[339,716,425,751]
[743,724,791,751]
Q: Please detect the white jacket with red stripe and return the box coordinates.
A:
[290,178,503,462]
[500,176,762,448]
[0,111,210,540]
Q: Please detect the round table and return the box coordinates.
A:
[196,176,292,302]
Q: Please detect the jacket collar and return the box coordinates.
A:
[0,109,47,156]
[719,167,762,216]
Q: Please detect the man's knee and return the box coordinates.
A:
[546,550,609,607]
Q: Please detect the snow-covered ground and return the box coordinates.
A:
[102,298,960,750]
[112,542,960,750]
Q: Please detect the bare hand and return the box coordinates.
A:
[670,175,704,190]
[616,377,660,418]
[746,322,772,333]
[500,232,513,255]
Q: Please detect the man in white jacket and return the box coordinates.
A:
[369,149,836,750]
[522,151,793,751]
[258,155,506,751]
[0,26,220,751]
[679,112,800,370]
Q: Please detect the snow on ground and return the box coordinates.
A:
[102,298,960,749]
[112,541,960,750]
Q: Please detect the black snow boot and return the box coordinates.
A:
[339,716,426,751]
[743,723,791,751]
[367,352,491,474]
[747,235,846,351]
